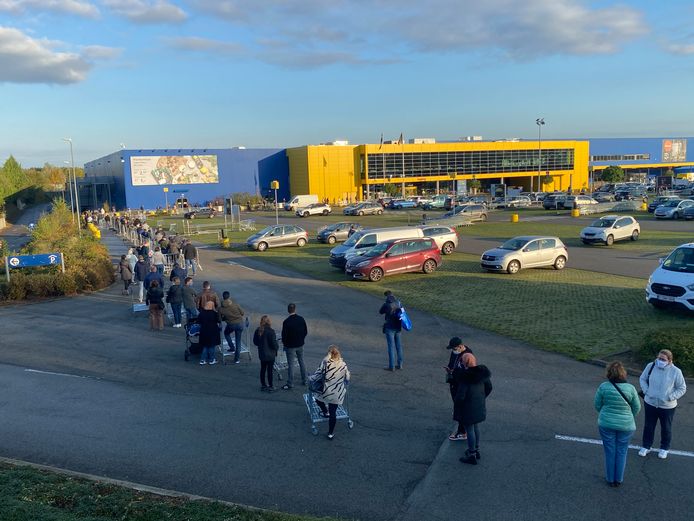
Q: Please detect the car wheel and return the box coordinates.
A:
[423,259,437,274]
[377,210,383,215]
[358,211,364,216]
[303,212,309,217]
[257,242,268,252]
[507,260,521,274]
[605,235,614,246]
[322,210,329,215]
[327,235,337,244]
[442,241,455,255]
[480,213,488,222]
[582,239,590,245]
[673,212,679,220]
[368,267,384,282]
[297,238,307,247]
[631,230,639,241]
[553,256,567,270]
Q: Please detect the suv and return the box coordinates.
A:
[346,201,384,216]
[344,238,442,282]
[481,236,568,274]
[564,195,598,209]
[184,207,215,219]
[296,203,331,217]
[580,215,640,245]
[542,194,568,210]
[654,199,694,219]
[441,204,488,222]
[246,225,308,251]
[421,225,458,254]
[646,243,694,311]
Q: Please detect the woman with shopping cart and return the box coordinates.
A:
[310,345,351,440]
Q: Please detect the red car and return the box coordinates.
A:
[344,238,442,282]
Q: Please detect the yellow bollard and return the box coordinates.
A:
[571,208,580,218]
[641,203,648,211]
[511,213,519,223]
[221,238,230,248]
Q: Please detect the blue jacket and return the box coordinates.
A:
[594,380,640,432]
[143,271,164,290]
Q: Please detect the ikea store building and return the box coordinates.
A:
[82,137,694,210]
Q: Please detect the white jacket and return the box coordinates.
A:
[640,362,687,409]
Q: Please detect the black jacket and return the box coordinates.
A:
[166,284,183,305]
[281,314,308,348]
[170,265,187,282]
[134,260,149,282]
[379,295,402,332]
[453,365,492,425]
[253,327,279,362]
[198,309,221,347]
[146,286,164,307]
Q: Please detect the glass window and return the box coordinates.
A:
[359,234,378,248]
[387,243,405,256]
[539,239,556,249]
[524,240,540,252]
[403,240,422,254]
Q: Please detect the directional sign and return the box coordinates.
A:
[172,189,189,193]
[7,253,62,269]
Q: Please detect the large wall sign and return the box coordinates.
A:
[130,155,219,186]
[662,139,687,162]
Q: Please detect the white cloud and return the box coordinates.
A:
[0,0,99,17]
[82,44,122,59]
[168,36,244,55]
[666,43,694,55]
[103,0,186,24]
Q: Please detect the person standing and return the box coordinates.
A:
[444,337,473,441]
[125,248,138,273]
[253,315,279,392]
[454,353,492,465]
[379,290,403,371]
[183,240,198,275]
[133,255,149,303]
[220,291,245,364]
[638,350,687,459]
[197,301,220,365]
[310,345,351,440]
[152,246,166,275]
[196,280,220,312]
[281,303,308,390]
[169,261,187,283]
[182,277,198,321]
[594,362,641,487]
[118,254,133,295]
[166,276,184,328]
[145,280,165,331]
[144,265,164,294]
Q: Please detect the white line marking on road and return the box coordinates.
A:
[555,434,694,458]
[24,369,99,380]
[225,261,255,271]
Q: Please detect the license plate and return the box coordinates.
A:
[658,295,676,302]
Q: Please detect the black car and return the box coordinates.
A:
[184,207,216,219]
[542,194,567,210]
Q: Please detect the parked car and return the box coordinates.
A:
[329,226,424,269]
[520,192,547,202]
[496,196,532,209]
[564,195,599,209]
[344,238,442,282]
[346,201,384,216]
[480,236,568,274]
[246,225,308,251]
[648,196,680,213]
[646,243,694,311]
[542,193,568,210]
[284,194,319,211]
[342,204,360,215]
[683,205,694,220]
[421,225,458,254]
[615,189,646,201]
[441,204,488,222]
[317,222,362,244]
[654,199,694,219]
[389,199,418,210]
[184,207,215,219]
[594,192,616,203]
[579,215,640,245]
[422,195,447,210]
[296,203,331,217]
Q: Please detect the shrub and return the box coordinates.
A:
[7,272,28,300]
[638,327,694,376]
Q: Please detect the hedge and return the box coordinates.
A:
[637,327,694,377]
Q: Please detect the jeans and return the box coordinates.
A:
[316,400,339,434]
[224,322,244,362]
[384,328,403,369]
[185,307,198,322]
[170,303,182,325]
[260,360,274,388]
[155,264,164,275]
[599,426,634,484]
[463,423,480,453]
[201,345,216,364]
[642,403,676,450]
[186,258,196,275]
[285,347,307,386]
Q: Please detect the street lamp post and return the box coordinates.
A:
[63,138,81,231]
[62,160,75,223]
[536,118,545,194]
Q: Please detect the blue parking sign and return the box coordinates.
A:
[7,253,63,269]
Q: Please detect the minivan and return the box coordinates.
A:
[329,226,424,269]
[646,243,694,311]
[344,238,442,282]
[284,194,319,211]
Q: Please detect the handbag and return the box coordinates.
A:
[399,306,412,331]
[308,372,325,394]
[637,362,655,398]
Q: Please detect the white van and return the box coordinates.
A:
[329,226,424,269]
[646,242,694,311]
[284,194,319,211]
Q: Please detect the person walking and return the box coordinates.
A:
[118,254,133,295]
[454,353,492,465]
[152,246,165,275]
[379,290,403,371]
[145,280,165,331]
[183,240,198,275]
[310,345,351,440]
[125,248,138,273]
[144,265,164,295]
[169,261,187,283]
[196,280,220,311]
[281,303,308,389]
[220,291,245,364]
[197,301,220,365]
[166,276,184,328]
[182,277,198,322]
[444,337,473,441]
[253,315,279,392]
[594,361,641,487]
[133,255,149,303]
[638,350,687,460]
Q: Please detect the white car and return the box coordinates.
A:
[295,203,332,217]
[654,199,694,219]
[421,225,458,255]
[481,236,568,274]
[646,243,694,311]
[564,195,599,208]
[579,215,640,246]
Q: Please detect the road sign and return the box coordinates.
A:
[163,187,169,193]
[271,180,280,190]
[172,189,189,193]
[7,253,62,268]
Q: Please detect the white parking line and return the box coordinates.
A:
[555,434,694,458]
[225,261,255,271]
[25,369,99,380]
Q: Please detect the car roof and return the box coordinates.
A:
[510,235,561,241]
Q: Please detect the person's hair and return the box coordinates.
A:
[202,281,211,289]
[606,361,627,381]
[658,349,673,362]
[150,280,159,288]
[184,277,193,285]
[121,254,126,260]
[462,353,477,368]
[384,290,392,297]
[258,315,271,335]
[172,276,180,283]
[155,247,160,252]
[204,300,215,310]
[138,255,144,261]
[327,344,341,361]
[288,303,296,314]
[223,291,230,299]
[150,265,157,271]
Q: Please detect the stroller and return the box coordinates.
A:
[184,318,203,361]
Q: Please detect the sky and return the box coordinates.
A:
[1,0,694,167]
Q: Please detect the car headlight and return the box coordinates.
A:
[354,261,370,268]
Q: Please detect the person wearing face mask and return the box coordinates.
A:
[638,349,687,460]
[444,337,473,441]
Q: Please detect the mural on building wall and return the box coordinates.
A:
[130,155,219,186]
[662,139,687,162]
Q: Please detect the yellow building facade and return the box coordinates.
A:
[286,140,590,203]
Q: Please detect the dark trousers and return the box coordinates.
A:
[316,400,338,434]
[170,303,182,325]
[260,360,274,388]
[642,402,676,450]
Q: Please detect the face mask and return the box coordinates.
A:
[656,359,668,369]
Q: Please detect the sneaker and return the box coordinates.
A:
[327,433,335,440]
[209,360,217,365]
[383,367,395,372]
[199,360,206,365]
[266,386,275,393]
[638,447,650,457]
[234,360,240,364]
[282,384,292,390]
[658,450,668,459]
[395,365,403,370]
[448,433,467,441]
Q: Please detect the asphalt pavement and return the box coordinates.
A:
[0,230,692,520]
[0,203,52,251]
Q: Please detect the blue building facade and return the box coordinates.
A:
[588,137,694,176]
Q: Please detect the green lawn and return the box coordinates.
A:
[0,463,335,521]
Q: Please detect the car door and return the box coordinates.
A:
[520,239,543,267]
[538,238,559,266]
[383,242,407,274]
[614,217,631,240]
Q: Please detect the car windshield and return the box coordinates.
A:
[591,218,615,228]
[662,247,694,273]
[343,231,364,246]
[322,224,339,232]
[499,238,527,250]
[257,226,274,236]
[663,201,679,207]
[362,242,391,257]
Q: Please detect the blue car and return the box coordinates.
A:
[389,199,418,209]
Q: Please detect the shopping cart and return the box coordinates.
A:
[303,388,354,436]
[218,316,253,364]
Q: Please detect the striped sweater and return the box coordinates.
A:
[313,356,351,405]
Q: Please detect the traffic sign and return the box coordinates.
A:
[173,189,189,193]
[7,253,62,268]
[163,187,169,193]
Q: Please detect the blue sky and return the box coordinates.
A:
[1,0,693,167]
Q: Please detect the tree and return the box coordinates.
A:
[0,155,27,200]
[600,165,625,184]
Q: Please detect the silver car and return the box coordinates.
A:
[316,222,362,244]
[246,225,308,251]
[347,201,384,216]
[481,236,568,274]
[421,225,458,255]
[654,199,694,219]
